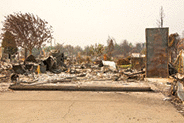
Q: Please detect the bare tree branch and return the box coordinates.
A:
[1,12,53,55]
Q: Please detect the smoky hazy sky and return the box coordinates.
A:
[0,0,184,48]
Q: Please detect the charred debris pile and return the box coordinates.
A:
[0,51,147,86]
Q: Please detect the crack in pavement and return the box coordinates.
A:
[63,102,75,120]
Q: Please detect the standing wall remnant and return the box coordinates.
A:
[146,28,169,78]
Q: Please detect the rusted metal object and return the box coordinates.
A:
[146,28,169,78]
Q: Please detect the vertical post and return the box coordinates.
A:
[25,48,28,59]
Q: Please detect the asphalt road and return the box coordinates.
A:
[0,90,183,123]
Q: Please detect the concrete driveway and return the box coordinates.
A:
[0,90,183,123]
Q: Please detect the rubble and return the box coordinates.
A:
[0,52,149,88]
[102,60,117,72]
[121,69,145,81]
[9,60,147,88]
[8,56,150,91]
[24,55,37,63]
[170,74,184,101]
[43,56,62,73]
[42,51,67,73]
[0,61,13,83]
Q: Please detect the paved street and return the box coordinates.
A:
[0,90,183,123]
